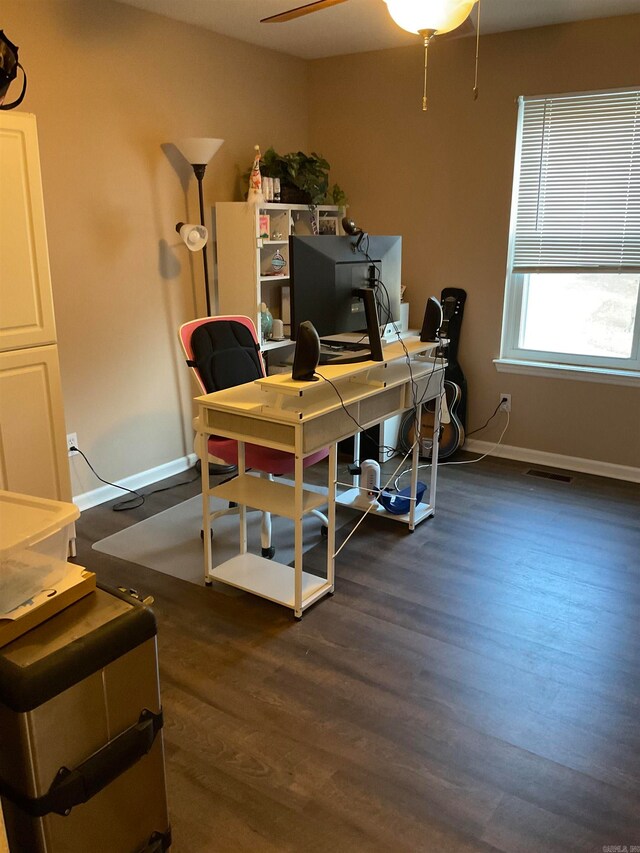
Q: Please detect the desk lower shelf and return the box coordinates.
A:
[211,474,327,519]
[336,488,434,527]
[209,552,331,612]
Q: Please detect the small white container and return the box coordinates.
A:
[0,491,87,642]
[0,490,79,567]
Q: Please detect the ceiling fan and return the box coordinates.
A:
[261,0,475,40]
[261,0,480,111]
[261,0,348,24]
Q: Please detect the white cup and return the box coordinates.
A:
[272,318,284,339]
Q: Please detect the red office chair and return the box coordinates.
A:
[179,315,328,558]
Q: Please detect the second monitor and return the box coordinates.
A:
[289,234,402,362]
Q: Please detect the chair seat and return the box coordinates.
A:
[208,436,327,477]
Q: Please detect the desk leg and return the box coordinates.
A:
[327,442,337,593]
[429,392,441,512]
[238,441,247,554]
[353,431,361,489]
[294,453,304,618]
[201,434,213,584]
[408,404,421,531]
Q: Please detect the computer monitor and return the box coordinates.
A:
[289,234,402,356]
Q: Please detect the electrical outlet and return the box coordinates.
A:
[66,433,79,456]
[499,393,512,413]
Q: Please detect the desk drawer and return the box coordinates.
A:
[203,409,296,452]
[359,386,404,428]
[302,386,404,454]
[407,366,444,407]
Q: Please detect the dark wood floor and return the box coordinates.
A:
[73,454,640,852]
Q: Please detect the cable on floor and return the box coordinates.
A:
[70,445,199,511]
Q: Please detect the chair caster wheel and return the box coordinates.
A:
[321,525,328,538]
[261,546,276,559]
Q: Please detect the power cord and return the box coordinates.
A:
[314,313,444,470]
[69,444,199,511]
[466,400,502,436]
[393,410,511,490]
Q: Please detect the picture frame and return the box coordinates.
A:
[318,215,339,236]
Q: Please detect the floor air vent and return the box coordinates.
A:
[525,469,573,483]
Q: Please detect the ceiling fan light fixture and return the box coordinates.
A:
[384,0,479,112]
[384,0,476,35]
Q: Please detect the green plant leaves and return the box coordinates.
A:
[250,147,346,205]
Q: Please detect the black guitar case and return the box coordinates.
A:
[397,288,467,459]
[440,287,467,430]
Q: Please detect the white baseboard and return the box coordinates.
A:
[73,453,198,512]
[464,439,640,484]
[73,442,638,511]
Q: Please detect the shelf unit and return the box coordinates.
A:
[215,202,345,351]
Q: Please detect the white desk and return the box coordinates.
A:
[196,336,444,617]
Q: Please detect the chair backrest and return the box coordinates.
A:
[178,315,265,395]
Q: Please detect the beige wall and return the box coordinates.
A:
[4,3,639,493]
[4,0,310,496]
[309,15,640,469]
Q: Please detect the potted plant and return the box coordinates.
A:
[248,147,347,206]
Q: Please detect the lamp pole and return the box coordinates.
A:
[192,163,211,316]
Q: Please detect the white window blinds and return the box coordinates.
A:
[512,88,640,273]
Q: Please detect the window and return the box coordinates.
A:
[499,88,640,380]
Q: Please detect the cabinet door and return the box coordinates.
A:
[0,112,57,352]
[0,345,72,501]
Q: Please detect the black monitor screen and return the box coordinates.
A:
[289,235,402,341]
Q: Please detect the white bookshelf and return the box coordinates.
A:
[215,202,345,350]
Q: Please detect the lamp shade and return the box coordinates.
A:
[174,137,224,166]
[176,222,208,252]
[385,0,477,35]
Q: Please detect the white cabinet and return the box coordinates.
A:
[0,115,57,353]
[0,113,72,504]
[215,202,345,349]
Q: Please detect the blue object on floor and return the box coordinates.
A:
[377,482,427,515]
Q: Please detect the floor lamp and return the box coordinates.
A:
[174,138,235,474]
[174,137,224,316]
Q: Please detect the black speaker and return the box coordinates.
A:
[420,296,443,342]
[292,321,320,381]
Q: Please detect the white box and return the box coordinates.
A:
[0,490,78,567]
[0,491,90,646]
[400,302,409,332]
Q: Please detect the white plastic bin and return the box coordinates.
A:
[0,491,87,645]
[0,490,79,568]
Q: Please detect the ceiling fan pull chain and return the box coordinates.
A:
[422,35,430,111]
[473,0,481,100]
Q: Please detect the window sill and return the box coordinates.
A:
[494,358,640,387]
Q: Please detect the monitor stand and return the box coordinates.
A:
[313,286,385,367]
[357,287,384,361]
